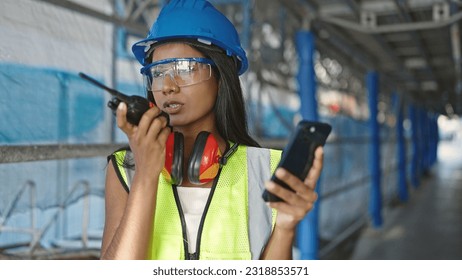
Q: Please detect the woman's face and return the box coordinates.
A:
[150,43,218,130]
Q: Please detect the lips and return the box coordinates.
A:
[163,100,184,113]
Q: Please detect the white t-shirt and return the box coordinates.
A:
[176,186,211,254]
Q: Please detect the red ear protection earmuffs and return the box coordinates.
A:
[162,131,233,185]
[162,132,184,185]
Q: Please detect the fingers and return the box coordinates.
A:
[116,102,169,139]
[266,146,324,206]
[266,177,317,208]
[116,102,135,135]
[265,166,321,229]
[265,177,317,225]
[158,126,171,143]
[304,146,324,189]
[269,199,314,222]
[137,105,169,137]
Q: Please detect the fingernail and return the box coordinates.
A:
[117,102,125,111]
[276,168,286,177]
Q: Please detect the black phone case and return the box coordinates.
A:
[262,120,332,202]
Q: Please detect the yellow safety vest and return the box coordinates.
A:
[110,144,281,260]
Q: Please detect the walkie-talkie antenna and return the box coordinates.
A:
[78,72,129,103]
[78,71,168,126]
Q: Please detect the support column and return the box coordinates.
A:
[295,30,319,260]
[393,93,408,202]
[241,0,251,51]
[409,105,420,188]
[297,31,318,120]
[430,115,439,166]
[367,71,382,227]
[419,109,428,174]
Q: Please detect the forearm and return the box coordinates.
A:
[101,176,158,260]
[260,225,295,260]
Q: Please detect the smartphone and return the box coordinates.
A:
[262,120,332,202]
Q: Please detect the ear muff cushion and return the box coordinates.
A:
[187,132,221,185]
[162,132,184,185]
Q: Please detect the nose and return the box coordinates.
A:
[161,72,179,94]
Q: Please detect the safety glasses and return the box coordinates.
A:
[140,57,215,92]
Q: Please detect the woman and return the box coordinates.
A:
[100,0,323,260]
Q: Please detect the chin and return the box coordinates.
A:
[167,117,184,128]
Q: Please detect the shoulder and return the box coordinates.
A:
[245,145,282,159]
[112,146,132,157]
[107,146,133,165]
[107,147,133,193]
[238,144,281,153]
[234,145,282,162]
[235,145,281,173]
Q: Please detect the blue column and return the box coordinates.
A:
[425,113,438,169]
[241,0,251,51]
[393,93,408,203]
[297,31,318,120]
[425,114,432,170]
[427,115,434,166]
[419,110,428,174]
[409,105,420,188]
[367,71,382,228]
[430,115,439,165]
[421,111,427,172]
[295,30,319,260]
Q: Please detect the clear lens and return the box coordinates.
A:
[142,58,214,92]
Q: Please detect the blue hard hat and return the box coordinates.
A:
[132,0,248,75]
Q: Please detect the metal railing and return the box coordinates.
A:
[0,179,92,257]
[0,143,114,258]
[0,180,37,253]
[0,143,124,164]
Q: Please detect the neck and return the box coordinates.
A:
[173,118,227,157]
[179,130,227,159]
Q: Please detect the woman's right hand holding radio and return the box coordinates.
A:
[116,102,170,181]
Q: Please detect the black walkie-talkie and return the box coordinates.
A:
[78,72,168,126]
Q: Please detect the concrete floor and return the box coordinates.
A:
[351,140,462,260]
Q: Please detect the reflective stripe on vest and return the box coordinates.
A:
[247,147,280,258]
[111,145,281,260]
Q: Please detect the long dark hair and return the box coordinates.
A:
[147,40,260,147]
